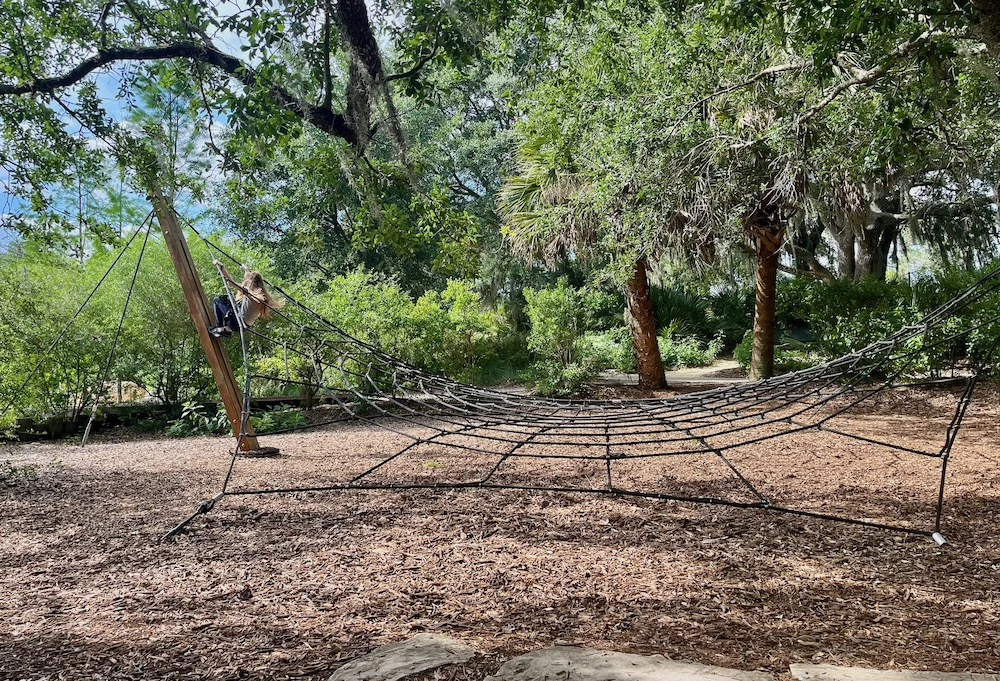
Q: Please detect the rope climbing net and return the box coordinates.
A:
[3,210,997,543]
[169,215,1000,543]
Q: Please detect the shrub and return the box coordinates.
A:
[580,287,625,331]
[167,402,309,438]
[529,360,591,397]
[251,406,308,434]
[301,268,414,357]
[113,243,218,407]
[658,333,724,370]
[650,285,752,351]
[167,402,231,437]
[578,328,635,372]
[0,240,238,427]
[821,306,916,357]
[471,331,533,385]
[407,281,509,382]
[769,272,1000,375]
[523,278,598,396]
[290,271,513,388]
[709,288,754,349]
[0,250,117,424]
[733,333,751,369]
[733,332,823,374]
[524,278,586,365]
[776,276,914,357]
[652,287,712,338]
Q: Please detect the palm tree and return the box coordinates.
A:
[499,147,667,389]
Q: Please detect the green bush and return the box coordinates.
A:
[733,333,751,369]
[112,242,218,406]
[522,280,732,393]
[578,328,636,372]
[652,287,713,338]
[297,268,414,358]
[649,285,752,351]
[1,244,527,423]
[580,287,625,331]
[167,402,308,437]
[251,406,308,434]
[167,402,231,437]
[771,269,1000,375]
[524,278,586,365]
[717,269,1000,378]
[523,278,598,395]
[0,238,251,429]
[407,280,509,382]
[658,332,724,370]
[776,276,914,357]
[529,360,592,397]
[709,288,754,349]
[470,331,533,385]
[285,270,514,389]
[733,332,834,374]
[0,250,113,427]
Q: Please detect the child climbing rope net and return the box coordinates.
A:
[210,260,285,338]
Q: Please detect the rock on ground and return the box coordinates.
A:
[790,666,999,681]
[485,646,773,681]
[328,633,477,681]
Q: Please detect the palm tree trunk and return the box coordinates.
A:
[624,257,666,389]
[971,0,1000,54]
[747,206,785,381]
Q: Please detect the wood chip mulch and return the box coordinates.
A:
[2,384,1000,680]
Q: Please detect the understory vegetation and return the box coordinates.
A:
[0,247,743,426]
[2,232,996,434]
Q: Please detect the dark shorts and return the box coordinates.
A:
[213,296,237,331]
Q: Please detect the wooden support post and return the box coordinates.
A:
[149,188,260,452]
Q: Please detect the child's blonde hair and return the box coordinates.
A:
[238,271,285,320]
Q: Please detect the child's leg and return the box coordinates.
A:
[210,297,234,337]
[212,296,230,327]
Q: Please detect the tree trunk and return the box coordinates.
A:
[855,220,897,280]
[971,0,1000,54]
[747,204,785,381]
[963,247,976,271]
[809,198,854,280]
[831,222,856,279]
[624,257,666,389]
[791,216,824,273]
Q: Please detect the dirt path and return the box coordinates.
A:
[2,386,1000,680]
[595,359,747,387]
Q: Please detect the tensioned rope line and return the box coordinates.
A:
[188,220,992,422]
[8,209,991,544]
[80,219,153,446]
[0,211,155,425]
[160,214,1000,543]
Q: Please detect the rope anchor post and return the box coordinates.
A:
[148,184,260,453]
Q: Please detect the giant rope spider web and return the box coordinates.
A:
[3,210,996,544]
[163,218,1000,544]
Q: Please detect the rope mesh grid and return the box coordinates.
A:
[160,218,1000,541]
[2,208,990,542]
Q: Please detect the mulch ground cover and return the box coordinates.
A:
[2,384,999,680]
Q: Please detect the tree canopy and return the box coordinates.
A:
[2,0,999,391]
